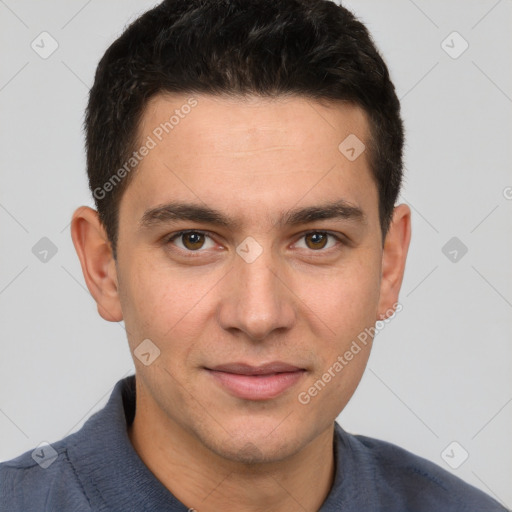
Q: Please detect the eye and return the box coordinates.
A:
[165,230,343,255]
[294,231,341,251]
[167,230,216,251]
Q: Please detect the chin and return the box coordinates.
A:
[208,435,297,465]
[191,415,311,465]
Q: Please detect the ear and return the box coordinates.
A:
[70,206,123,322]
[376,203,411,320]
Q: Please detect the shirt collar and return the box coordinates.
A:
[66,375,187,511]
[67,375,352,511]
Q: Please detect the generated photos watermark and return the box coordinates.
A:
[93,97,198,200]
[298,302,403,405]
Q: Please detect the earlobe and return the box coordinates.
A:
[376,204,411,320]
[70,206,123,322]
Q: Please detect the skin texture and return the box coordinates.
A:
[71,94,411,511]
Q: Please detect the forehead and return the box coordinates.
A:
[121,93,378,229]
[139,93,369,156]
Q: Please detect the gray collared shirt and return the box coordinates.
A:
[0,376,507,511]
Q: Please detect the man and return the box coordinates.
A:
[0,0,507,510]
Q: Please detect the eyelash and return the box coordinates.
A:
[164,229,345,255]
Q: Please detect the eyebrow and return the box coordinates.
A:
[139,199,366,231]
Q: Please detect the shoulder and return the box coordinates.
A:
[0,437,93,512]
[336,426,508,511]
[0,377,136,512]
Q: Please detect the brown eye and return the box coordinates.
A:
[304,232,329,250]
[169,231,216,252]
[295,231,343,253]
[181,232,205,250]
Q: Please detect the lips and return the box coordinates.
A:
[205,362,306,400]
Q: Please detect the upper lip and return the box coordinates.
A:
[207,362,304,376]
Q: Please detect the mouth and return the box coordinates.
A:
[204,362,307,401]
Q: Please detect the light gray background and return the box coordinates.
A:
[1,0,511,507]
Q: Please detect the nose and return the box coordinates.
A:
[216,247,296,342]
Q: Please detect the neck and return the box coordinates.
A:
[128,388,335,511]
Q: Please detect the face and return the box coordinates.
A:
[95,94,405,463]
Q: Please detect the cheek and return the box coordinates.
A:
[303,254,381,338]
[118,256,218,354]
[296,262,379,416]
